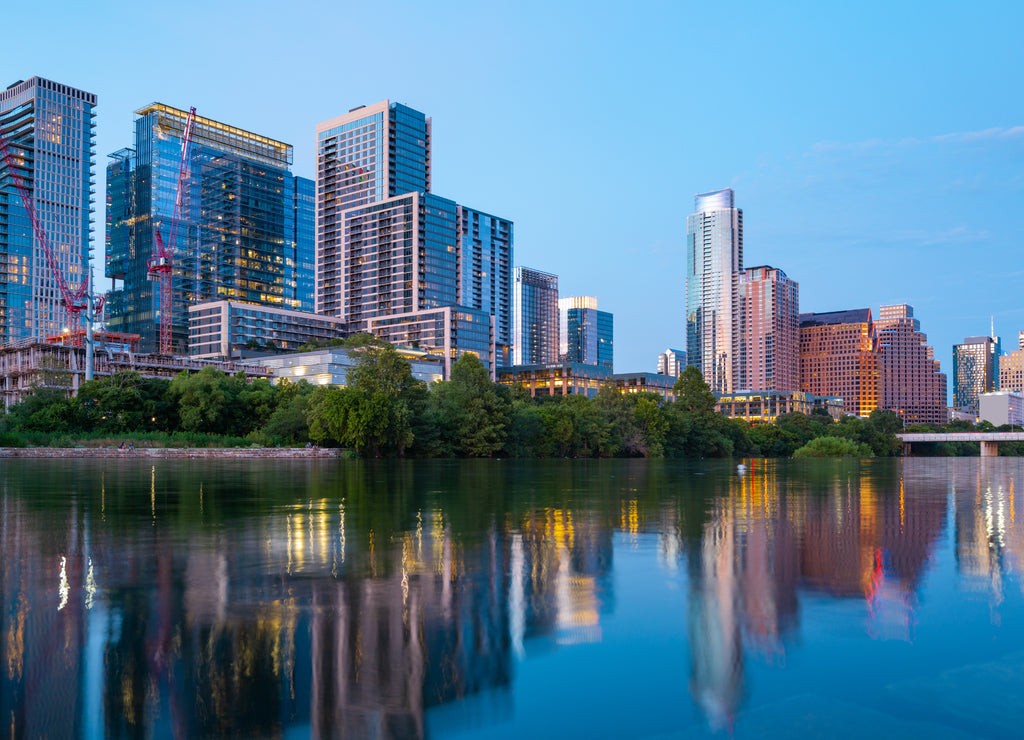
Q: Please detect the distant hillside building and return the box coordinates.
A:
[875,304,947,425]
[799,309,881,418]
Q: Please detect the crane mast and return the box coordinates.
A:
[147,106,196,355]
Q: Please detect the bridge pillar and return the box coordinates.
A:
[981,440,999,457]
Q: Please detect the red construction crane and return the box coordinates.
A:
[0,128,101,328]
[147,106,196,355]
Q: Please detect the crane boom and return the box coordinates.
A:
[147,106,196,355]
[0,129,91,327]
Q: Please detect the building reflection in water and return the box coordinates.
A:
[1,457,1017,736]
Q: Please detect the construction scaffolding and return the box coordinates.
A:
[0,339,271,410]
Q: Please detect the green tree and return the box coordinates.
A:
[425,353,510,457]
[168,366,244,434]
[793,436,873,458]
[672,367,717,416]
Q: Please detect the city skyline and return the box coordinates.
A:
[6,1,1024,388]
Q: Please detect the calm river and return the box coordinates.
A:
[2,457,1023,738]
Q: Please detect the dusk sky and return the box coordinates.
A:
[8,0,1024,383]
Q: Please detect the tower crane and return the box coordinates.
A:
[147,106,196,355]
[0,128,101,329]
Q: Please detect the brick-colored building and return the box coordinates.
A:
[799,309,881,418]
[741,265,799,392]
[875,304,947,425]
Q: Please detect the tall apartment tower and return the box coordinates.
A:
[875,304,947,424]
[953,335,1000,414]
[740,265,799,392]
[657,348,687,377]
[513,267,559,365]
[316,101,430,315]
[316,101,512,376]
[0,77,96,342]
[105,104,313,353]
[799,309,881,417]
[686,188,743,393]
[559,296,613,369]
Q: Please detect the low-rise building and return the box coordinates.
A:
[238,347,443,387]
[716,390,843,423]
[979,391,1024,427]
[189,301,348,359]
[612,372,676,401]
[497,362,612,399]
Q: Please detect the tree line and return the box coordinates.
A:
[0,335,923,458]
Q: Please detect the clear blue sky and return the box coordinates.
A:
[9,0,1024,383]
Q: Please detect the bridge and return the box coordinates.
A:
[897,432,1024,457]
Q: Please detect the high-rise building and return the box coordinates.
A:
[953,335,1000,414]
[799,309,881,418]
[657,348,687,378]
[0,77,96,342]
[876,306,944,421]
[686,188,743,393]
[740,265,798,392]
[998,332,1024,393]
[875,304,947,425]
[316,101,430,314]
[457,205,512,363]
[105,104,312,353]
[559,296,613,369]
[513,267,559,365]
[315,101,512,376]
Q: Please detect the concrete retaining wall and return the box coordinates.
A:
[0,447,340,459]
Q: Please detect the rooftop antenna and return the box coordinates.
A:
[991,315,995,340]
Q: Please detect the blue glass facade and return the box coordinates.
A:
[513,267,559,365]
[562,300,614,370]
[953,335,1000,414]
[105,104,312,353]
[1,78,96,342]
[458,205,513,362]
[294,176,315,312]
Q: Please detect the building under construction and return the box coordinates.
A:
[0,338,271,410]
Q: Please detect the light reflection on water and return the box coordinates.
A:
[2,458,1024,738]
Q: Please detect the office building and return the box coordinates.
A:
[188,300,348,359]
[799,309,881,418]
[875,304,947,425]
[657,348,687,378]
[105,103,313,353]
[0,77,96,343]
[740,265,799,392]
[496,362,613,399]
[513,267,559,365]
[953,335,1000,415]
[998,332,1024,393]
[716,390,843,423]
[559,296,613,369]
[612,372,677,401]
[238,346,443,387]
[315,101,511,377]
[686,188,743,393]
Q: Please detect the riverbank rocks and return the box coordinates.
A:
[0,447,340,459]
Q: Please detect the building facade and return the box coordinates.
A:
[686,188,743,393]
[657,348,687,378]
[0,77,96,343]
[953,335,1000,415]
[315,101,510,376]
[799,309,881,418]
[559,296,613,369]
[875,304,947,425]
[716,390,843,423]
[188,300,348,359]
[740,265,799,392]
[978,391,1024,427]
[998,332,1024,393]
[513,267,559,365]
[105,103,312,353]
[238,347,443,387]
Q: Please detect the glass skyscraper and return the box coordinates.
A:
[559,296,613,370]
[953,335,1000,415]
[457,205,512,363]
[105,104,313,353]
[0,77,96,342]
[513,267,559,365]
[686,188,743,394]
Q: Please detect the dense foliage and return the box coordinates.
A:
[0,345,924,458]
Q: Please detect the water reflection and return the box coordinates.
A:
[2,458,1024,737]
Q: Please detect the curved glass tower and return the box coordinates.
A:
[686,188,743,393]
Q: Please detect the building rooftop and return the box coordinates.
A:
[799,309,872,327]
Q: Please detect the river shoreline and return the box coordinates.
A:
[0,447,339,459]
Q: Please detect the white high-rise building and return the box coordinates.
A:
[0,77,96,342]
[686,188,743,393]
